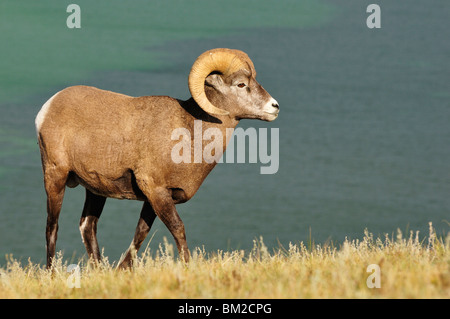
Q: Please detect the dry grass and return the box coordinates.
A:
[0,223,448,299]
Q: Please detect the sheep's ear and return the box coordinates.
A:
[205,73,224,89]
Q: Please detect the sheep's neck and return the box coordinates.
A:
[181,98,239,162]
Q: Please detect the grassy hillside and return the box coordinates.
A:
[0,223,448,298]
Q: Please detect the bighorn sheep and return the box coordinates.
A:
[35,48,279,269]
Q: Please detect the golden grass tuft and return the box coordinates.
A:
[0,223,448,298]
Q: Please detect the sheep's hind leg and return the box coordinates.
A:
[79,189,106,264]
[118,201,157,269]
[44,169,68,270]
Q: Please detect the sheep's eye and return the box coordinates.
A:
[237,83,246,88]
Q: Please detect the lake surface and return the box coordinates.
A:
[0,0,448,265]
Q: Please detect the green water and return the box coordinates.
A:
[0,0,448,265]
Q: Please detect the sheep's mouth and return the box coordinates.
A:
[264,110,279,116]
[264,111,279,121]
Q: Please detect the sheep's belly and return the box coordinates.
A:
[67,170,191,203]
[67,170,147,201]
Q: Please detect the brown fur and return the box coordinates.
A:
[37,53,279,269]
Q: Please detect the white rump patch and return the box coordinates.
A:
[35,91,60,135]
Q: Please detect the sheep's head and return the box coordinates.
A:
[189,48,279,122]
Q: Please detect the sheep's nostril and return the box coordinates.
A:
[272,103,279,109]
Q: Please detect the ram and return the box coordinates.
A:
[35,48,279,269]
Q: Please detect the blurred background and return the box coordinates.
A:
[0,0,448,265]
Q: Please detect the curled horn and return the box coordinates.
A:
[188,48,255,116]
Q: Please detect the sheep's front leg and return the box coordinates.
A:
[139,184,190,262]
[118,201,157,269]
